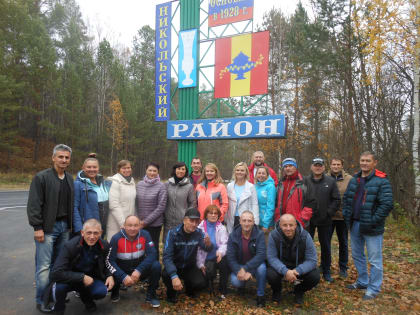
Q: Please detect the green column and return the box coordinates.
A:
[177,0,200,166]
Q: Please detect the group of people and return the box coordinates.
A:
[27,145,393,314]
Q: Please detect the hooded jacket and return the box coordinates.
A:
[267,220,317,276]
[164,177,196,235]
[226,181,259,233]
[73,171,111,233]
[226,224,266,275]
[275,171,315,227]
[106,228,157,283]
[305,173,341,226]
[163,224,213,279]
[27,167,74,233]
[343,169,393,235]
[136,175,167,228]
[255,176,277,228]
[248,163,279,187]
[196,220,228,268]
[196,180,228,222]
[106,173,136,240]
[326,170,353,220]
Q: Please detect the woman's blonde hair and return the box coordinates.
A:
[231,162,250,182]
[198,163,224,185]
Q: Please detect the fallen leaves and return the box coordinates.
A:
[156,218,419,314]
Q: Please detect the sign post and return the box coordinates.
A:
[178,0,200,165]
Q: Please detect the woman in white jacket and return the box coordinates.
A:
[106,160,136,240]
[226,162,259,233]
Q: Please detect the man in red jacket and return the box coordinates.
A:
[274,158,315,227]
[248,151,279,186]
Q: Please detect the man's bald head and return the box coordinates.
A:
[279,214,296,225]
[279,214,297,239]
[124,215,140,224]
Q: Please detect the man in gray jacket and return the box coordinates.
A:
[267,214,320,305]
[27,144,74,313]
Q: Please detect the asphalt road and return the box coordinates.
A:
[0,191,156,315]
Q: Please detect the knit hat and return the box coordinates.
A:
[282,158,297,168]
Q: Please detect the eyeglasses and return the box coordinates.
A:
[208,212,219,215]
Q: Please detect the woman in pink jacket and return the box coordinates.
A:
[196,205,229,298]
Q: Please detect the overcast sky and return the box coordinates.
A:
[76,0,309,48]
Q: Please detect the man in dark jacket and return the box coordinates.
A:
[107,215,161,307]
[48,219,114,314]
[306,157,341,283]
[267,214,320,305]
[226,211,267,307]
[162,207,212,303]
[27,144,74,312]
[343,152,393,300]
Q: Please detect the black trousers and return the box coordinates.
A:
[144,225,162,260]
[309,224,332,273]
[162,266,207,298]
[203,257,229,294]
[329,220,348,270]
[266,266,320,294]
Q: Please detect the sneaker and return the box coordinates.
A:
[84,301,96,313]
[346,283,367,290]
[111,290,120,303]
[120,284,128,291]
[256,296,265,307]
[272,290,282,303]
[339,269,348,278]
[146,294,160,308]
[294,292,304,305]
[362,293,376,300]
[323,273,334,283]
[36,303,53,313]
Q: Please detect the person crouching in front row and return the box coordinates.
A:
[162,207,213,303]
[107,215,161,308]
[43,219,114,314]
[196,205,229,298]
[226,211,267,307]
[267,214,320,305]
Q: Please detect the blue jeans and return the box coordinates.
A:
[53,279,107,311]
[230,263,266,297]
[350,221,383,296]
[35,220,69,304]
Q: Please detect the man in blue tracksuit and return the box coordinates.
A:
[226,211,267,307]
[267,214,320,305]
[107,215,161,307]
[162,208,213,303]
[343,151,393,300]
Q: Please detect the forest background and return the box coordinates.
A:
[0,0,419,224]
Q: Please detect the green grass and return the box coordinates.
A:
[0,172,32,189]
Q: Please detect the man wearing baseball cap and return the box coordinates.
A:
[162,208,213,303]
[274,158,315,227]
[306,158,341,283]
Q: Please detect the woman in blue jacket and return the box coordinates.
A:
[73,154,111,234]
[254,166,276,233]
